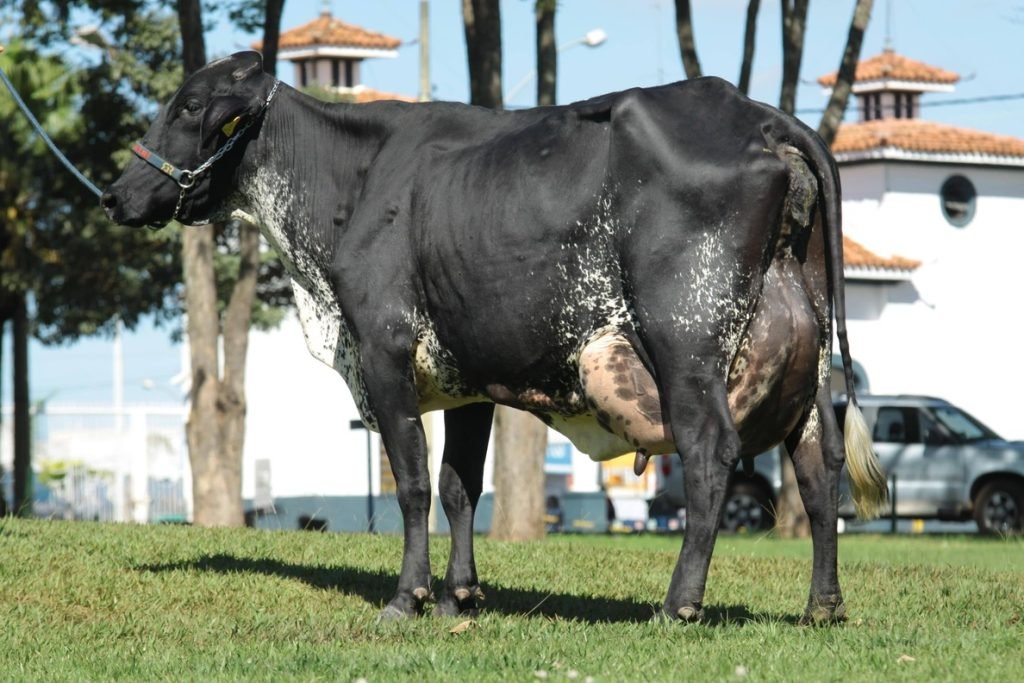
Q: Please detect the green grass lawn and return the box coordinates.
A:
[1,518,1021,682]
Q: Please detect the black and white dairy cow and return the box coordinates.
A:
[104,52,888,623]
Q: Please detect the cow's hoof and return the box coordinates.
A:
[378,587,433,620]
[799,595,847,626]
[653,602,704,623]
[434,586,484,617]
[676,604,705,622]
[378,603,414,621]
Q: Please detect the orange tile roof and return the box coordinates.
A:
[255,13,401,51]
[844,236,920,272]
[831,119,1024,159]
[818,49,959,87]
[347,86,416,104]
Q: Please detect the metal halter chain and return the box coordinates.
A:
[131,79,281,223]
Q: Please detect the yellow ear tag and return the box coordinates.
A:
[221,116,242,136]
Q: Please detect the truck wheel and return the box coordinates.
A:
[973,479,1024,536]
[721,481,774,533]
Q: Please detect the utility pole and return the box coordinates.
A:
[419,0,431,101]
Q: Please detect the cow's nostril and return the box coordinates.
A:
[100,191,118,210]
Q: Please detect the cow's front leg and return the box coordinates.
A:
[435,402,494,617]
[377,406,434,619]
[362,353,435,619]
[662,377,740,622]
[786,393,847,625]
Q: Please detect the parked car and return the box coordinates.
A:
[650,447,781,533]
[651,395,1024,535]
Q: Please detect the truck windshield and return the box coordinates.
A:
[930,405,1001,442]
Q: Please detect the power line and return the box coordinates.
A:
[796,92,1024,115]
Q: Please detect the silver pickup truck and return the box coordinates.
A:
[652,395,1024,535]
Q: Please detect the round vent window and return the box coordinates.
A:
[940,175,976,227]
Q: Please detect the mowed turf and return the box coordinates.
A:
[1,518,1021,681]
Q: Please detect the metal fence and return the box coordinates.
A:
[1,404,190,523]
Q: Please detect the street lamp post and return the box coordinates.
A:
[505,28,608,105]
[350,419,375,533]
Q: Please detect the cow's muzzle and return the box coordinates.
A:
[100,186,167,229]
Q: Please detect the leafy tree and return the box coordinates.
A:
[0,12,186,512]
[1,0,290,522]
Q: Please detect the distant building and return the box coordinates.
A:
[820,49,1024,437]
[253,5,414,103]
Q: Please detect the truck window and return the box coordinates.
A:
[930,405,1000,442]
[874,407,918,443]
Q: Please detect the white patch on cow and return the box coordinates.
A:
[553,193,631,358]
[671,226,753,373]
[412,316,481,413]
[235,166,377,429]
[547,413,636,462]
[816,306,834,392]
[800,403,821,443]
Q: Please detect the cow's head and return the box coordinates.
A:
[102,51,276,228]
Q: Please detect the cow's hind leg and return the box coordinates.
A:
[435,402,494,617]
[662,376,741,621]
[786,388,847,625]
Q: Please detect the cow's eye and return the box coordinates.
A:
[182,100,202,115]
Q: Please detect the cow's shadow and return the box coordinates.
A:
[137,553,797,626]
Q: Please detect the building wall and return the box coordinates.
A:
[241,313,604,503]
[242,314,385,500]
[841,161,1024,438]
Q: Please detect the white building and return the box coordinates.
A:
[821,49,1024,440]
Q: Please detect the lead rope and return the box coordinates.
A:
[0,45,103,198]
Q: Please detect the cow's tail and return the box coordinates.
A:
[788,123,889,521]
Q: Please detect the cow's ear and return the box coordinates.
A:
[201,95,249,147]
[229,51,263,81]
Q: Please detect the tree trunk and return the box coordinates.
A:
[182,224,239,525]
[535,0,556,106]
[673,0,702,79]
[12,294,31,516]
[737,0,761,95]
[490,406,547,541]
[0,314,7,517]
[774,0,810,539]
[177,0,238,527]
[778,0,809,114]
[261,0,285,76]
[775,455,809,538]
[817,0,873,147]
[217,221,261,524]
[175,0,284,527]
[462,0,503,109]
[176,0,205,76]
[462,0,547,540]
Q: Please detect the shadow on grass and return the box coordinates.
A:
[137,553,796,625]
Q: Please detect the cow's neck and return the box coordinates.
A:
[228,88,390,429]
[233,87,390,291]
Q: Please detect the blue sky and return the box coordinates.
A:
[3,0,1021,407]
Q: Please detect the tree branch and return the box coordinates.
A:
[674,0,703,79]
[817,0,873,147]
